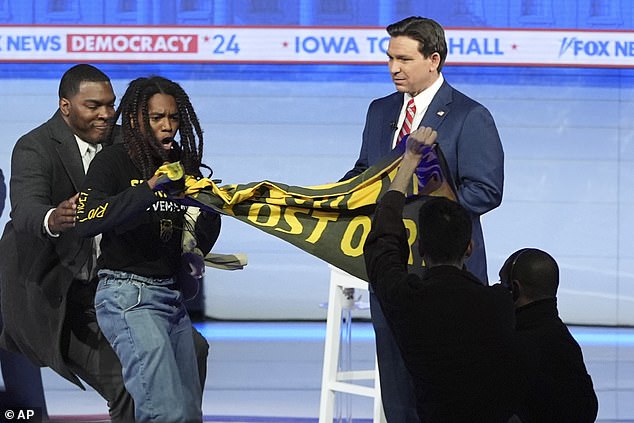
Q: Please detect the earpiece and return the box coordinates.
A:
[508,248,530,302]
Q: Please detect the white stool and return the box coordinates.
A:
[318,266,386,423]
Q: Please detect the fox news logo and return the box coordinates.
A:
[559,36,634,57]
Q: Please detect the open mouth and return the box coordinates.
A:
[160,137,174,149]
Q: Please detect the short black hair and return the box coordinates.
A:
[499,248,559,300]
[386,16,448,72]
[418,197,471,263]
[58,64,110,100]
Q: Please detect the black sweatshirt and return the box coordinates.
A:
[76,143,220,279]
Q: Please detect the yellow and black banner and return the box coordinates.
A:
[161,144,455,282]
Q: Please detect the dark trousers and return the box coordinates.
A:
[0,349,48,419]
[0,297,48,420]
[193,327,209,389]
[370,292,419,423]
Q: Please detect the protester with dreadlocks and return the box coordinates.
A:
[75,76,221,422]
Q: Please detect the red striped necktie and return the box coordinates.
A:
[397,98,416,144]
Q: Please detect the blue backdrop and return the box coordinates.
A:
[0,0,631,326]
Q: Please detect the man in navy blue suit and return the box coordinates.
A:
[342,16,504,422]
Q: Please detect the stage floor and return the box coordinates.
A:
[36,321,634,422]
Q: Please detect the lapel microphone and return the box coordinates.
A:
[389,121,398,130]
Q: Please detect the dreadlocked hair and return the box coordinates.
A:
[113,76,205,179]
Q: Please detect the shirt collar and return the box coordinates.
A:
[74,134,100,156]
[406,73,444,111]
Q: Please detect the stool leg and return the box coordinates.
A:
[319,278,344,423]
[337,308,353,423]
[322,268,381,423]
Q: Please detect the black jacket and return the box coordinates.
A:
[515,298,598,423]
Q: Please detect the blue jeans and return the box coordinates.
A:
[95,269,202,423]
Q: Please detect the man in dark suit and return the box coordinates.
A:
[364,127,520,422]
[0,168,49,418]
[499,248,598,422]
[0,64,135,421]
[342,16,504,421]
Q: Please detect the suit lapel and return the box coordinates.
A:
[420,80,452,130]
[382,92,404,152]
[418,81,459,195]
[49,111,85,191]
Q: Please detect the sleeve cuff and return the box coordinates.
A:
[43,208,60,238]
[382,190,406,207]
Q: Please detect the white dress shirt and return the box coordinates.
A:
[391,73,445,148]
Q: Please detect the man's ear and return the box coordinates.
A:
[430,52,441,72]
[511,280,521,302]
[464,239,474,258]
[59,97,71,117]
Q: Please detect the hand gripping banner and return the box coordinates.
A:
[157,142,456,282]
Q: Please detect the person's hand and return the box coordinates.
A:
[182,251,205,279]
[406,127,437,156]
[48,193,79,234]
[149,162,186,197]
[389,127,439,194]
[147,173,160,190]
[178,251,206,300]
